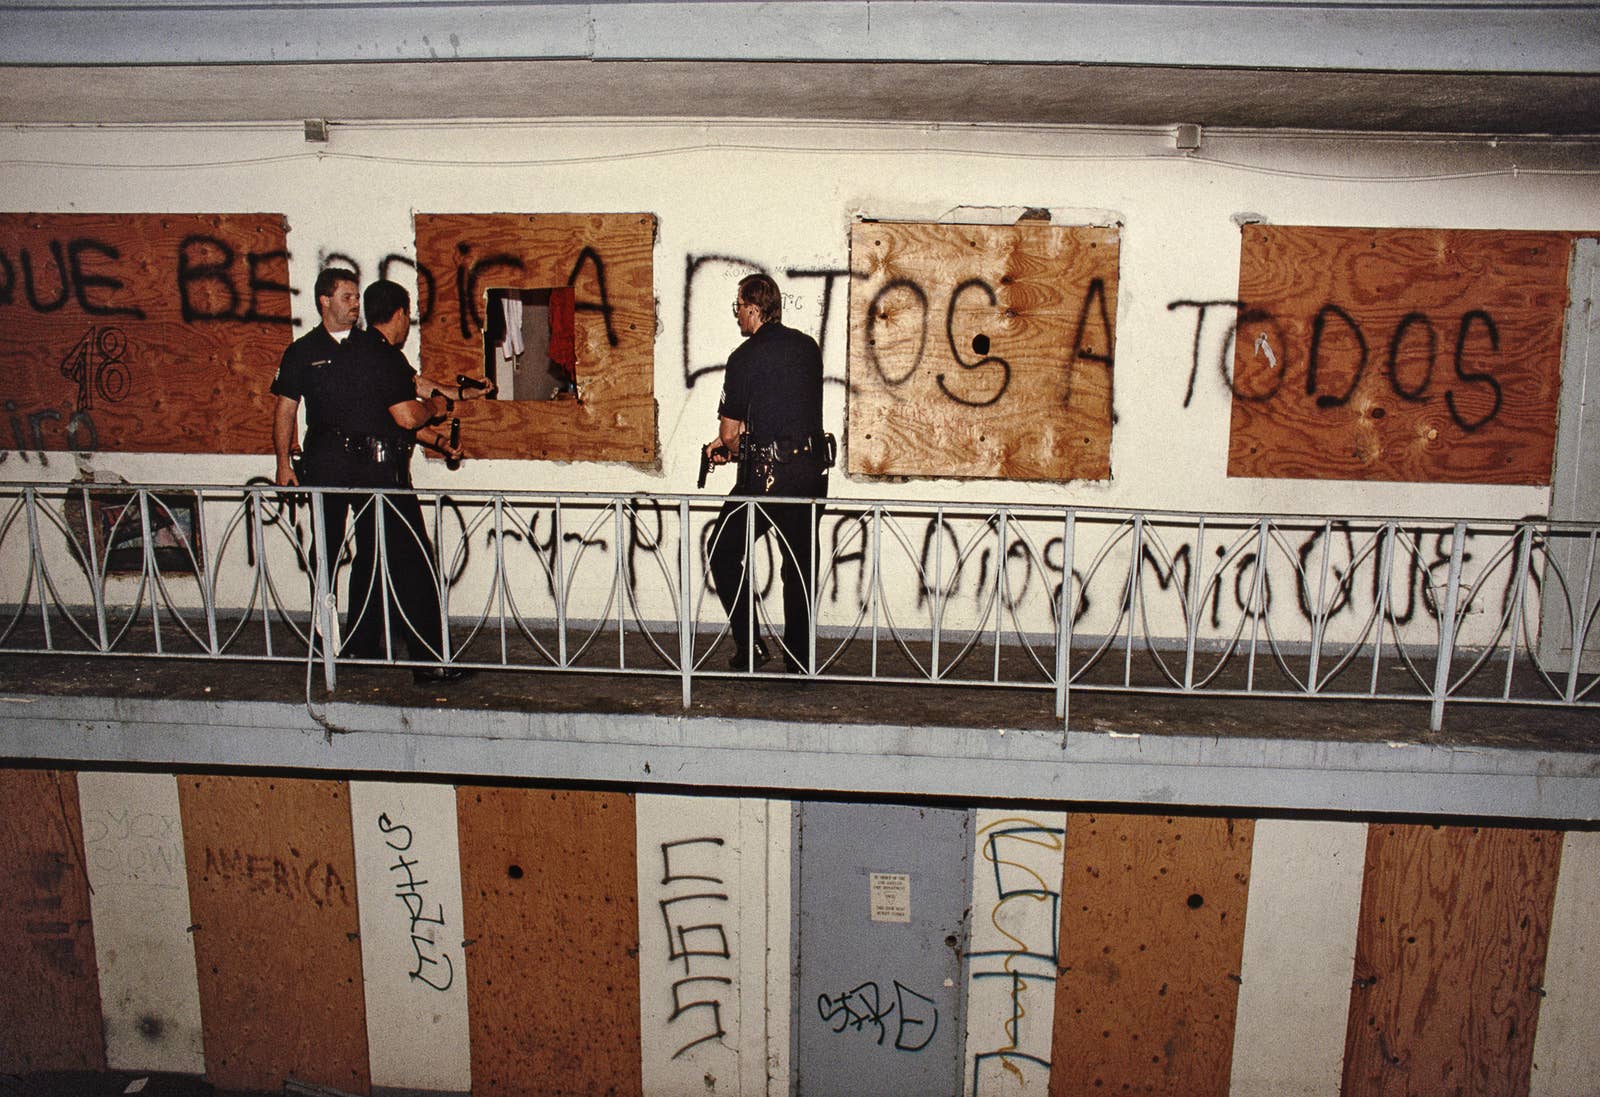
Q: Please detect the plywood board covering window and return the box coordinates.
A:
[848,221,1119,482]
[1229,226,1573,484]
[413,213,657,465]
[0,213,291,455]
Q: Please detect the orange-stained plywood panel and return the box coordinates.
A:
[457,786,642,1097]
[1342,823,1562,1097]
[1229,226,1573,484]
[0,768,104,1073]
[848,220,1119,482]
[178,774,369,1094]
[414,213,657,465]
[0,213,292,455]
[1050,812,1253,1097]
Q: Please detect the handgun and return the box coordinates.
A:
[446,417,461,470]
[698,445,730,489]
[456,374,489,392]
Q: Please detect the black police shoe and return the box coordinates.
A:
[729,638,770,671]
[413,665,476,685]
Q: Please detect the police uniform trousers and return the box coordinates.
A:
[302,442,443,663]
[708,458,828,671]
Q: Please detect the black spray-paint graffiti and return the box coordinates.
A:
[680,252,1113,412]
[0,238,149,319]
[201,845,350,908]
[318,241,619,348]
[682,255,853,391]
[1170,299,1509,433]
[657,836,733,1059]
[817,979,939,1052]
[378,812,456,992]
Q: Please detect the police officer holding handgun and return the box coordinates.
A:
[702,273,833,673]
[299,279,472,683]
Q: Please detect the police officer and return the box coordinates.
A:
[271,266,359,487]
[703,273,832,673]
[300,279,469,683]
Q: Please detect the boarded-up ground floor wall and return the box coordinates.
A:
[2,764,1595,1097]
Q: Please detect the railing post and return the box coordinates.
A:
[1307,519,1332,695]
[1123,513,1145,686]
[554,500,569,668]
[79,484,109,652]
[310,487,337,692]
[136,489,164,653]
[248,487,273,657]
[1430,521,1468,732]
[1055,509,1075,728]
[198,488,221,656]
[1369,522,1397,693]
[435,490,451,665]
[680,497,694,707]
[1183,515,1205,692]
[22,487,55,649]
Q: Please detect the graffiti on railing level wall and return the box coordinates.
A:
[234,479,1522,637]
[377,811,456,992]
[817,978,939,1052]
[1,399,98,461]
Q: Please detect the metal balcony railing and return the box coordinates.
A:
[4,481,1600,731]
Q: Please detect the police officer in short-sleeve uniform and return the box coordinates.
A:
[300,279,468,683]
[704,273,833,673]
[270,267,359,488]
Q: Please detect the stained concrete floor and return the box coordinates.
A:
[4,638,1599,756]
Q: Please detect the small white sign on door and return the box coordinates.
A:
[870,872,912,923]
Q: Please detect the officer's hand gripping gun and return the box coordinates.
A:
[698,444,731,489]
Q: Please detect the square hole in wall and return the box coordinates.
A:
[482,286,577,401]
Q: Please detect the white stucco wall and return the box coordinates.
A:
[2,119,1594,519]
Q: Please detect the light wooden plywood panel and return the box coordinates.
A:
[78,770,205,1075]
[1227,818,1366,1097]
[457,785,642,1097]
[414,213,657,465]
[848,221,1118,482]
[349,780,471,1094]
[1229,226,1572,484]
[0,768,104,1073]
[178,774,369,1094]
[1530,830,1600,1096]
[0,213,291,455]
[965,809,1067,1097]
[1342,823,1562,1097]
[1049,812,1253,1097]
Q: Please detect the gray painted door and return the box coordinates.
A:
[794,800,971,1097]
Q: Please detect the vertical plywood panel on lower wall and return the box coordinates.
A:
[965,809,1068,1097]
[0,768,104,1073]
[457,786,642,1097]
[1530,830,1600,1096]
[1342,823,1563,1097]
[1049,812,1253,1097]
[78,770,205,1075]
[1227,819,1366,1097]
[178,774,370,1095]
[349,780,472,1095]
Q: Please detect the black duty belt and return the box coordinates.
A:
[307,427,414,466]
[746,432,836,469]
